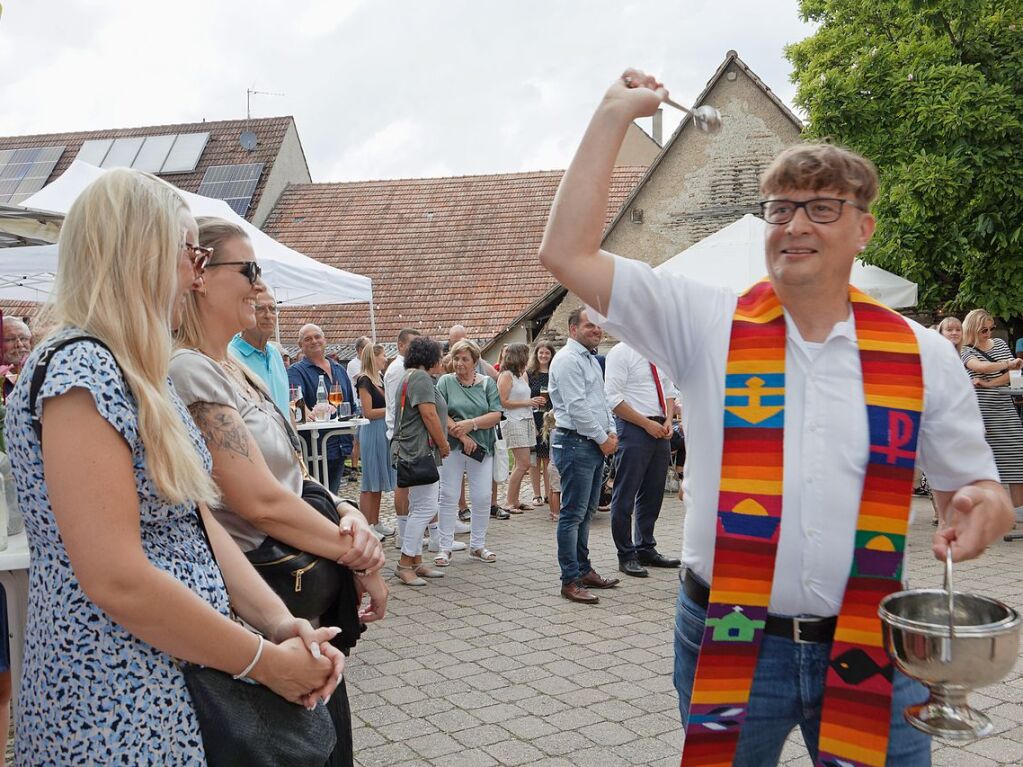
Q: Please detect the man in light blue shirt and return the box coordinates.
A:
[548,307,620,604]
[229,281,290,415]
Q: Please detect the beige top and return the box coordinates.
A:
[170,348,303,552]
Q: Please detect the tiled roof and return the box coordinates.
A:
[0,116,296,220]
[263,168,646,348]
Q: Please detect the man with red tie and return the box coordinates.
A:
[604,341,680,577]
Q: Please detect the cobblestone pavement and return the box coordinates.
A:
[345,488,1023,767]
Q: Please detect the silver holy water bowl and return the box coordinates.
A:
[878,551,1021,742]
[692,105,723,135]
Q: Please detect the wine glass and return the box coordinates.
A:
[289,385,303,423]
[328,383,344,419]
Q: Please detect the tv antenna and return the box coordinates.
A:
[246,87,285,119]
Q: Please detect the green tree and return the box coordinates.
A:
[786,0,1023,320]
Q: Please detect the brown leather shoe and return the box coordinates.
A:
[580,570,620,589]
[560,582,599,604]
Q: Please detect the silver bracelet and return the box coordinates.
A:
[233,634,265,680]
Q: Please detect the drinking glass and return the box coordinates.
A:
[328,383,344,418]
[289,385,303,423]
[338,402,352,419]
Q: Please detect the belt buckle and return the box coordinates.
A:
[792,616,814,644]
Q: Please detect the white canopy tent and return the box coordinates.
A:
[0,161,376,334]
[654,214,918,308]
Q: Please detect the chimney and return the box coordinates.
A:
[652,109,663,146]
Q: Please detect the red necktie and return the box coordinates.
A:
[650,362,666,417]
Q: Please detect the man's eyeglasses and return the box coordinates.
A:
[204,260,262,285]
[255,303,278,314]
[759,198,867,225]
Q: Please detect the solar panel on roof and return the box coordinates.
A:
[132,134,176,172]
[162,132,210,173]
[101,137,144,168]
[76,138,113,166]
[0,145,66,204]
[196,163,264,216]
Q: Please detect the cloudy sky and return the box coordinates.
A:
[2,1,813,182]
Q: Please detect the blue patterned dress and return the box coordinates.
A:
[6,329,230,765]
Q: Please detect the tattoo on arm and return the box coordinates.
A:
[187,402,252,461]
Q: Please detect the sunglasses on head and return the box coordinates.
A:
[203,260,262,285]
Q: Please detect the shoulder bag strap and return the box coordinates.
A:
[30,334,116,442]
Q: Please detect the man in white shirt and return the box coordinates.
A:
[604,342,680,577]
[347,336,370,382]
[384,328,421,543]
[539,68,1012,766]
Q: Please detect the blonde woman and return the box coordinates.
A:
[961,309,1023,506]
[497,342,546,512]
[171,217,387,766]
[937,316,963,353]
[356,342,396,531]
[6,171,343,764]
[527,340,556,508]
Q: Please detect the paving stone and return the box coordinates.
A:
[482,739,545,766]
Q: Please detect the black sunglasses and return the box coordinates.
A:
[203,260,262,285]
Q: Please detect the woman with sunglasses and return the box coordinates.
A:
[6,172,345,764]
[961,309,1023,509]
[170,217,388,767]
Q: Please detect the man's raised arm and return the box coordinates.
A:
[538,69,667,313]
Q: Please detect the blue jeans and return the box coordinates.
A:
[674,581,931,766]
[551,429,604,584]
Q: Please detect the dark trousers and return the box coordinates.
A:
[610,417,671,560]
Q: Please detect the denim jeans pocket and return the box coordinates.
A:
[675,588,706,653]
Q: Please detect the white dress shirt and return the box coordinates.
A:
[604,342,679,416]
[592,256,997,617]
[346,357,362,383]
[383,354,405,440]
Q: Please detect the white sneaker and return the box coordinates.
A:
[372,529,385,542]
[454,520,471,535]
[373,521,396,537]
[428,540,467,552]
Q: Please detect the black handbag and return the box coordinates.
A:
[188,506,337,767]
[392,373,440,488]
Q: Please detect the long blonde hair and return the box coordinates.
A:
[962,309,993,349]
[358,342,386,387]
[37,169,218,506]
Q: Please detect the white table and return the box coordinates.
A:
[295,417,368,488]
[0,532,29,709]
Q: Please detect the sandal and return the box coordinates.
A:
[434,550,452,567]
[532,496,545,507]
[469,548,497,563]
[415,564,445,579]
[549,510,559,522]
[490,505,510,520]
[395,564,426,586]
[458,507,471,522]
[504,505,525,515]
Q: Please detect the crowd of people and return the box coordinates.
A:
[0,69,1018,767]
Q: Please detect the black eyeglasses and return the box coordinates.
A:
[759,198,867,225]
[203,260,262,285]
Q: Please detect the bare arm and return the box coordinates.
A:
[188,401,356,563]
[42,389,338,703]
[932,479,1014,562]
[416,402,450,457]
[497,371,535,410]
[538,69,665,312]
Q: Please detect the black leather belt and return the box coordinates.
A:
[682,570,837,644]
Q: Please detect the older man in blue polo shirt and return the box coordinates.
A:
[549,307,620,604]
[228,281,289,414]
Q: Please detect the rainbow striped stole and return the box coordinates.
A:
[681,282,923,767]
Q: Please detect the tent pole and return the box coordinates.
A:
[369,286,377,343]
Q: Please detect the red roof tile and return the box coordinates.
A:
[263,168,645,349]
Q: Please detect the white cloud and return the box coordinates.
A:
[2,0,813,180]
